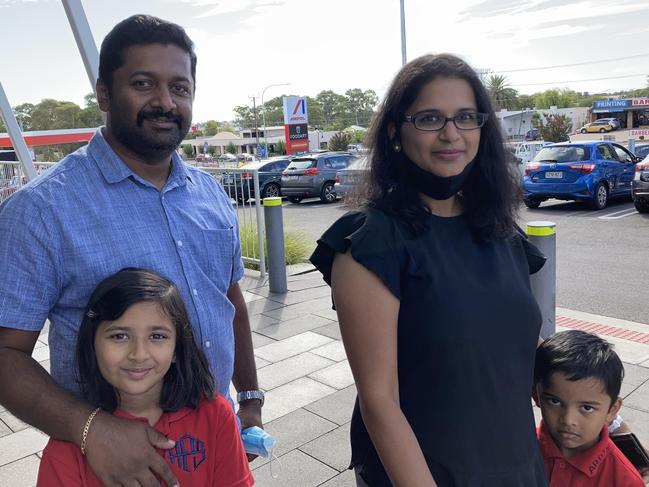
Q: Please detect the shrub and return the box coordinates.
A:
[239,223,313,269]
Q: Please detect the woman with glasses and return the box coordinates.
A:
[310,54,548,487]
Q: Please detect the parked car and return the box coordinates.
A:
[633,143,649,160]
[218,153,237,164]
[281,152,356,203]
[525,128,541,141]
[334,156,369,199]
[522,141,639,210]
[579,120,614,134]
[195,153,214,163]
[632,154,649,213]
[222,157,290,202]
[598,117,621,130]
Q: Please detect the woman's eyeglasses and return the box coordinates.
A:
[403,111,488,131]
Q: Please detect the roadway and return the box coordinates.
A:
[277,196,648,325]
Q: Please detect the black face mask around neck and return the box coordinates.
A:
[398,152,475,200]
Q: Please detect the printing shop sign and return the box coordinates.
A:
[283,96,309,154]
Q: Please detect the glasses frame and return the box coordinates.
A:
[402,111,489,132]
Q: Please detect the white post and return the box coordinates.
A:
[0,82,37,181]
[400,0,407,66]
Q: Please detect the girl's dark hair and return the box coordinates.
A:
[360,53,521,240]
[99,14,197,93]
[76,268,215,412]
[534,330,624,407]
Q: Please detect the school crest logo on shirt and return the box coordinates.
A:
[167,434,206,472]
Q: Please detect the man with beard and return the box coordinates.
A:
[0,15,261,487]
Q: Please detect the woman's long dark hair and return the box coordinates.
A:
[76,268,215,412]
[360,53,521,241]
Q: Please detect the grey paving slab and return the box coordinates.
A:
[311,341,347,362]
[263,378,337,423]
[256,314,334,341]
[0,418,12,438]
[309,361,354,390]
[243,290,273,304]
[312,323,342,340]
[622,381,649,413]
[623,363,649,387]
[254,408,338,468]
[259,352,335,391]
[0,411,29,433]
[621,381,637,399]
[264,286,332,306]
[255,357,272,369]
[31,345,50,363]
[619,405,649,442]
[252,449,337,487]
[318,469,356,487]
[245,298,287,317]
[256,332,333,363]
[261,298,333,322]
[40,360,51,373]
[248,313,282,331]
[0,455,40,487]
[312,307,338,321]
[0,428,48,466]
[304,386,357,426]
[37,333,49,346]
[641,358,649,368]
[300,423,352,472]
[252,331,277,349]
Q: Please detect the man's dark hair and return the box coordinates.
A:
[98,14,197,93]
[76,268,215,412]
[359,53,520,241]
[534,330,624,406]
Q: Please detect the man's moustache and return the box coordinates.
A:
[137,111,182,127]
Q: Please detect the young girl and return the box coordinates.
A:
[37,268,254,487]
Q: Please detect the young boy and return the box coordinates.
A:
[534,330,645,487]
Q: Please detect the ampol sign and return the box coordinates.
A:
[283,96,309,154]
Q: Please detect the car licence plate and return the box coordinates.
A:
[545,172,563,179]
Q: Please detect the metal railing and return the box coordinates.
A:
[0,161,57,204]
[198,166,267,278]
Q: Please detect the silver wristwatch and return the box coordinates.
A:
[237,389,265,406]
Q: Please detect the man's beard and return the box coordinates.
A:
[109,107,190,162]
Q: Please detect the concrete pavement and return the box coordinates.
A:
[1,266,649,486]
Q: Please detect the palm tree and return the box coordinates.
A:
[487,74,516,111]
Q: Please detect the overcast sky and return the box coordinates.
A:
[1,0,648,123]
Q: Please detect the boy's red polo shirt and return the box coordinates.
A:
[538,420,644,487]
[37,395,254,487]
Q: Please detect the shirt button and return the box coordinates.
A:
[193,289,198,296]
[205,341,211,348]
[177,240,183,247]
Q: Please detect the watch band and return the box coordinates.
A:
[237,389,265,406]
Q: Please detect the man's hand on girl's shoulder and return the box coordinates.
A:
[85,411,178,487]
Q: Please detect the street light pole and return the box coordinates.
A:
[261,82,291,156]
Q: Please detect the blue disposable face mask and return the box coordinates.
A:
[398,151,476,200]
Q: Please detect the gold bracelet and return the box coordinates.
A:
[80,407,101,456]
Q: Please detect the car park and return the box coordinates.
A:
[334,156,369,199]
[632,154,649,213]
[281,152,356,203]
[579,120,615,133]
[522,141,639,210]
[222,157,290,203]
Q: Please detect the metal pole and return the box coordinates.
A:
[527,221,556,339]
[400,0,407,66]
[250,96,260,148]
[0,82,37,181]
[628,137,636,156]
[261,83,290,152]
[252,169,266,278]
[61,0,106,123]
[263,197,287,293]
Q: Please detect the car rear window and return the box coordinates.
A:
[286,159,316,170]
[534,146,590,163]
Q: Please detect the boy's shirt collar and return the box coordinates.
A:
[539,420,611,478]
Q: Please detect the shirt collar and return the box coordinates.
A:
[88,127,192,190]
[539,420,611,478]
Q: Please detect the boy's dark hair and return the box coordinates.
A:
[359,53,520,241]
[76,268,215,412]
[98,14,197,93]
[534,330,624,406]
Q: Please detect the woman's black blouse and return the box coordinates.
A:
[310,208,549,487]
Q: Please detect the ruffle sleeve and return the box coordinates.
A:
[309,209,404,300]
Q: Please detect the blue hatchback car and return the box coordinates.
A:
[522,141,639,210]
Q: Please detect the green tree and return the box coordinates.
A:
[218,122,237,133]
[79,93,103,127]
[13,103,35,131]
[207,145,217,156]
[328,132,351,151]
[345,88,378,126]
[533,89,578,109]
[0,116,6,132]
[233,105,254,129]
[315,90,347,128]
[225,142,237,154]
[487,75,518,111]
[273,140,286,155]
[203,120,219,136]
[181,144,194,158]
[539,113,572,142]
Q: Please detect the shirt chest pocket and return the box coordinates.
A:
[199,228,235,287]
